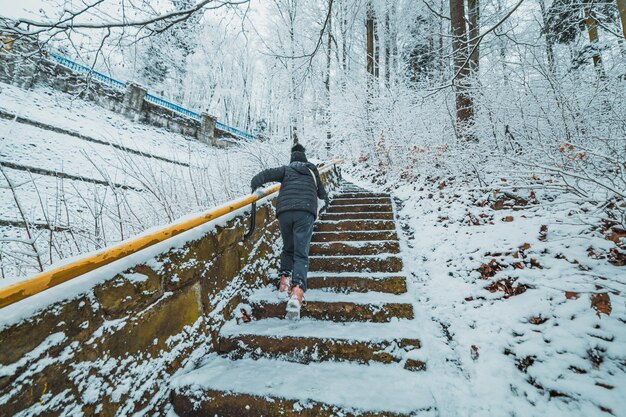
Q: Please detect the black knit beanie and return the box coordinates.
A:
[290,143,307,163]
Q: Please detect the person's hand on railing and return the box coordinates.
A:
[251,186,266,198]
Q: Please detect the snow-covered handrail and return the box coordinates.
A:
[0,159,343,309]
[48,52,127,91]
[47,52,255,141]
[215,121,255,141]
[144,93,201,120]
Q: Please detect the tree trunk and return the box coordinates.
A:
[374,6,380,78]
[341,0,348,88]
[584,6,607,80]
[618,0,626,39]
[467,0,480,73]
[289,7,298,144]
[325,0,332,152]
[449,0,474,138]
[538,0,556,75]
[366,2,375,77]
[391,2,398,83]
[385,2,391,86]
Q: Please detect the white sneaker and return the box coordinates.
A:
[285,286,304,320]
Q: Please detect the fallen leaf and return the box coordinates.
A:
[502,215,514,222]
[591,293,611,317]
[608,248,626,266]
[565,291,579,300]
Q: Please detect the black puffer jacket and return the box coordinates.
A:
[251,160,328,218]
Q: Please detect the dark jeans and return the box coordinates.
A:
[278,210,315,291]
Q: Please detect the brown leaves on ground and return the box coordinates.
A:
[464,212,494,226]
[478,259,502,279]
[565,291,580,300]
[539,225,548,241]
[485,278,528,298]
[591,293,611,317]
[603,224,626,248]
[502,215,514,222]
[588,246,626,266]
[490,191,529,210]
[608,248,626,266]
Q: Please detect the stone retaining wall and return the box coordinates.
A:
[0,167,341,416]
[0,34,236,146]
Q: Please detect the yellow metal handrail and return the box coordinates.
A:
[0,159,343,309]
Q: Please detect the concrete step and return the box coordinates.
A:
[217,318,421,365]
[338,192,389,199]
[309,241,400,256]
[314,220,395,232]
[309,255,403,273]
[326,204,393,213]
[312,230,398,242]
[171,357,435,417]
[247,288,414,323]
[307,273,407,294]
[320,211,394,221]
[332,197,391,206]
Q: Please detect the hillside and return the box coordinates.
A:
[0,82,281,285]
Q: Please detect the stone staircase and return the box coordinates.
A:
[170,182,435,416]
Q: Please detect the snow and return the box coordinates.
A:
[0,192,277,331]
[0,82,286,284]
[220,317,421,342]
[172,355,436,414]
[0,332,66,378]
[247,285,411,304]
[339,171,626,416]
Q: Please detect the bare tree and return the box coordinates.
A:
[467,0,480,73]
[449,0,474,138]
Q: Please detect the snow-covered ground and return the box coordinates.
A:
[342,170,625,416]
[0,82,283,284]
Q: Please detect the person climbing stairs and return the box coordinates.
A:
[170,181,435,416]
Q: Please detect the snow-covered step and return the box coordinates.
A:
[309,240,400,256]
[170,357,436,417]
[312,230,398,242]
[326,204,394,214]
[327,204,393,214]
[309,254,403,273]
[320,211,394,220]
[314,219,395,232]
[217,318,421,365]
[332,197,392,206]
[247,287,414,322]
[307,273,407,294]
[337,192,389,199]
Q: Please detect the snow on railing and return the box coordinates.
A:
[48,52,127,91]
[215,121,255,141]
[47,52,255,141]
[0,159,343,309]
[144,93,201,120]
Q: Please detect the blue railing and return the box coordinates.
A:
[48,52,126,91]
[144,93,201,120]
[47,52,255,141]
[216,121,255,141]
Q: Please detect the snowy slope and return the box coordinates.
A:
[0,82,284,284]
[342,170,626,417]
